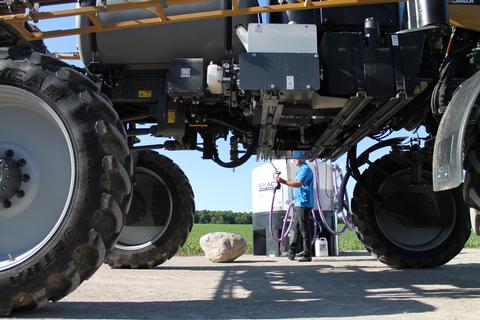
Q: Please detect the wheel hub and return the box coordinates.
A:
[116,166,173,250]
[0,150,27,209]
[0,84,75,272]
[375,171,455,251]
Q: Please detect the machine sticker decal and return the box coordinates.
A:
[449,0,479,4]
[391,35,399,47]
[180,68,191,78]
[138,90,152,98]
[286,76,294,90]
[168,110,176,124]
[259,181,276,192]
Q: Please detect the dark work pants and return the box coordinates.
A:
[290,207,312,257]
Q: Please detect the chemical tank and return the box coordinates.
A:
[77,0,259,67]
[251,160,338,257]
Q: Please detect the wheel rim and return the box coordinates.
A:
[0,85,75,271]
[116,167,173,250]
[374,169,456,252]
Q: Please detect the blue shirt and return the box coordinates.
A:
[293,162,314,209]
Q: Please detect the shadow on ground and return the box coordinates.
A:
[11,252,480,319]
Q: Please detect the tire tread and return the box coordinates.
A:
[0,48,132,315]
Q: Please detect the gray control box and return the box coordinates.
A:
[239,53,320,91]
[168,58,204,97]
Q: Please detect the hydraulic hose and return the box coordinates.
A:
[268,162,338,255]
[312,161,350,236]
[268,188,295,243]
[268,160,362,258]
[267,187,319,256]
[268,164,295,244]
[332,164,356,232]
[267,176,317,256]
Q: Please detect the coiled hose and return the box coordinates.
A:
[268,161,356,253]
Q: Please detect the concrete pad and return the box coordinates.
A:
[11,249,480,320]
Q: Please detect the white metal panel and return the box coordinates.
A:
[247,23,318,54]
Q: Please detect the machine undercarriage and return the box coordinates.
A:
[0,0,480,315]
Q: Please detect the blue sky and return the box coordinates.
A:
[37,4,414,212]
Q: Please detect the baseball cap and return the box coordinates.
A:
[291,151,306,159]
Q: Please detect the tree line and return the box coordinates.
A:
[195,210,252,224]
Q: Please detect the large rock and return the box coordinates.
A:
[200,232,247,263]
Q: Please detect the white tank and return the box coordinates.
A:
[77,0,259,67]
[251,160,335,214]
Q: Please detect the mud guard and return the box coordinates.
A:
[433,70,480,192]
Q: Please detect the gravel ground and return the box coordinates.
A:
[10,249,480,320]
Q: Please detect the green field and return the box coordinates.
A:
[179,224,254,256]
[178,223,480,256]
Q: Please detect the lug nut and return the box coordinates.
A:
[3,200,11,208]
[4,150,14,158]
[22,174,30,183]
[17,190,25,198]
[17,159,26,167]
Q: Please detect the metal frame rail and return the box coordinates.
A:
[0,0,398,41]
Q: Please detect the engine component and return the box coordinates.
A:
[364,17,381,48]
[317,3,399,28]
[206,62,224,94]
[212,135,254,168]
[257,95,284,159]
[320,31,425,97]
[406,0,448,30]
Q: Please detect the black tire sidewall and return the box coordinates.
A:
[352,153,470,268]
[106,151,194,268]
[0,49,131,313]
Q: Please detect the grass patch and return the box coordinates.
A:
[178,223,480,256]
[465,232,480,248]
[178,224,253,256]
[337,225,365,251]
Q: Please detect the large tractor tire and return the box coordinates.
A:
[0,48,132,315]
[351,150,470,268]
[463,109,480,234]
[105,151,194,268]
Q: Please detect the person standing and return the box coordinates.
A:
[275,152,315,262]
